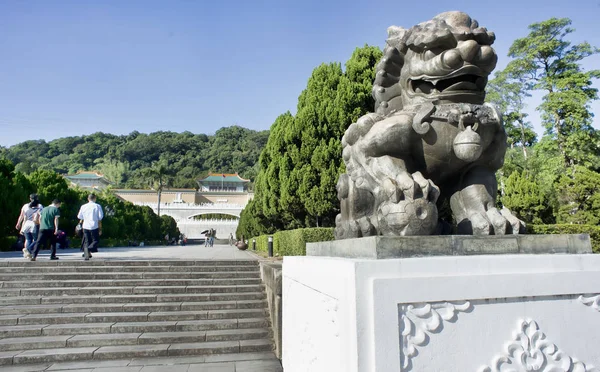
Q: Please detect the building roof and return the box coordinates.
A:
[198,173,250,183]
[64,171,111,183]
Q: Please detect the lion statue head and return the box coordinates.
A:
[373,11,498,115]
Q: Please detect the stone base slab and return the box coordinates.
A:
[306,234,592,259]
[282,253,600,372]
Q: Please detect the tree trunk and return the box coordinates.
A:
[157,190,161,217]
[553,114,569,168]
[546,84,569,168]
[517,117,528,159]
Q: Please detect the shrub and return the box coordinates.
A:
[247,235,269,252]
[528,224,600,253]
[251,227,334,256]
[0,236,18,252]
[275,228,334,256]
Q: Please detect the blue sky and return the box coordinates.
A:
[1,0,599,147]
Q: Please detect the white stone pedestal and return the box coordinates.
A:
[282,253,600,371]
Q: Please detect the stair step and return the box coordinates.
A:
[7,309,267,325]
[0,324,46,338]
[43,322,115,336]
[67,332,141,347]
[10,346,99,365]
[0,264,259,272]
[1,278,262,288]
[0,299,267,314]
[0,292,266,306]
[165,340,239,357]
[0,289,20,297]
[0,335,72,351]
[1,260,258,267]
[0,338,273,365]
[2,284,263,296]
[50,294,159,304]
[176,318,269,332]
[205,328,270,342]
[0,297,41,305]
[0,272,260,281]
[158,292,266,302]
[4,317,267,336]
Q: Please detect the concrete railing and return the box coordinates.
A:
[134,202,244,210]
[260,261,282,360]
[175,219,239,224]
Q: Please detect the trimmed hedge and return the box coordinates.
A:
[250,235,269,252]
[250,227,335,256]
[528,224,600,253]
[274,228,334,256]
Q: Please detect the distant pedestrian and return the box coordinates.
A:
[56,230,69,249]
[30,199,61,261]
[15,194,43,259]
[204,231,210,247]
[77,194,104,261]
[209,228,215,247]
[229,233,234,246]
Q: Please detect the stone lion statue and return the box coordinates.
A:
[335,11,525,239]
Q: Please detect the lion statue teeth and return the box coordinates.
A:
[335,11,525,239]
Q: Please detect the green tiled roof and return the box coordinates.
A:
[65,173,106,180]
[199,174,249,183]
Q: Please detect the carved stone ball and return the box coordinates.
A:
[377,198,438,236]
[453,126,482,162]
[235,240,248,251]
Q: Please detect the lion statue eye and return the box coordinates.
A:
[423,47,444,60]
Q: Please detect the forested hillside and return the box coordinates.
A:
[0,126,269,189]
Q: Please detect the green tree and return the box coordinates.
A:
[3,127,269,191]
[236,198,273,239]
[486,71,537,157]
[95,159,130,187]
[143,159,175,217]
[238,45,382,233]
[0,158,32,239]
[504,17,600,169]
[500,171,551,224]
[555,166,600,225]
[160,215,180,240]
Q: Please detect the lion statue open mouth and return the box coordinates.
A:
[335,11,525,238]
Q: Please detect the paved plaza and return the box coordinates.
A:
[0,244,259,261]
[0,352,282,371]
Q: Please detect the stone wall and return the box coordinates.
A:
[260,261,282,360]
[197,193,252,205]
[113,190,197,204]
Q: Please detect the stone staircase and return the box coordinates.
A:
[0,259,275,367]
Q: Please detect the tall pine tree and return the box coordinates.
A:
[503,18,600,169]
[237,45,382,236]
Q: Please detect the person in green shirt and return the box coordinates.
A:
[31,199,62,261]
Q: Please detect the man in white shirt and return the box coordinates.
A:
[77,194,104,261]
